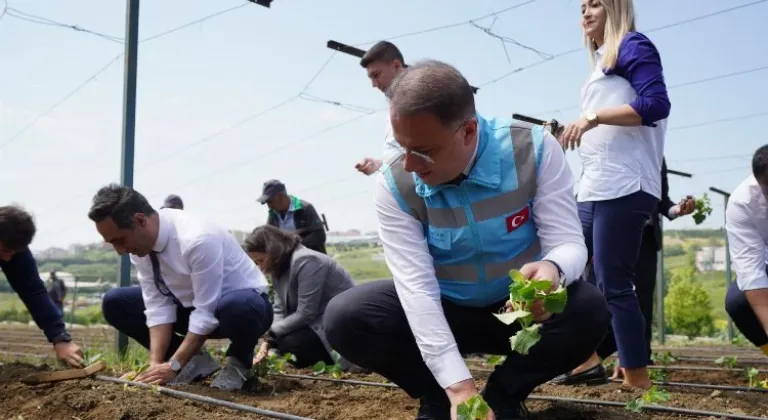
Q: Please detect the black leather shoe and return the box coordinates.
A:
[549,363,608,386]
[415,396,451,420]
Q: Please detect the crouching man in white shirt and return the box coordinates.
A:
[725,145,768,357]
[89,184,273,390]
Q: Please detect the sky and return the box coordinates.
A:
[1,0,766,251]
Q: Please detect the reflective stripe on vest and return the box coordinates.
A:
[384,120,544,306]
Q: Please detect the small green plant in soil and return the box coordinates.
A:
[626,386,670,413]
[714,355,738,369]
[648,368,668,382]
[692,193,713,225]
[492,269,567,355]
[651,351,677,365]
[744,367,767,389]
[254,352,296,378]
[457,394,491,420]
[312,351,344,379]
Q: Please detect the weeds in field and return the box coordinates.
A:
[312,351,344,379]
[493,269,567,355]
[714,355,738,369]
[457,394,491,420]
[692,194,713,225]
[626,385,670,413]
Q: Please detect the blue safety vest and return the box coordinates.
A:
[383,115,544,307]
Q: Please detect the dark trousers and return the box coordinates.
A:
[102,286,273,367]
[578,190,658,369]
[323,279,609,410]
[274,326,333,368]
[591,226,657,364]
[725,282,768,348]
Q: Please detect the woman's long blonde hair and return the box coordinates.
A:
[584,0,636,70]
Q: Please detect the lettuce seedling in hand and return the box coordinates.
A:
[493,269,568,355]
[457,394,491,420]
[692,193,713,225]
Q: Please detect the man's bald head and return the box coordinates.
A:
[385,59,475,129]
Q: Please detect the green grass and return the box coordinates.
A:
[330,246,391,283]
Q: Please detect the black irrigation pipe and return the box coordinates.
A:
[472,365,768,374]
[607,379,768,393]
[673,356,768,365]
[94,375,315,420]
[271,374,767,420]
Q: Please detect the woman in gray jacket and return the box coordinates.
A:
[245,225,355,368]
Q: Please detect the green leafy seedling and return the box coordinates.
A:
[457,394,491,420]
[626,386,670,413]
[651,351,677,365]
[493,269,568,355]
[312,351,344,379]
[485,355,505,367]
[692,193,713,225]
[714,355,738,369]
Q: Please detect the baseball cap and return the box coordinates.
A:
[257,179,286,204]
[161,194,184,210]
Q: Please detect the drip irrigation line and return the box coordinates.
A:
[649,365,768,374]
[608,378,768,393]
[271,374,767,420]
[674,355,768,365]
[527,395,767,420]
[94,375,315,420]
[273,373,398,389]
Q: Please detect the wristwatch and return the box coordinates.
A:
[585,112,599,126]
[543,259,567,288]
[51,332,72,345]
[168,358,183,373]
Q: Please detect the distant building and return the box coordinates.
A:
[326,234,380,246]
[695,246,726,272]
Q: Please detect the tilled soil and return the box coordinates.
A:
[2,362,768,420]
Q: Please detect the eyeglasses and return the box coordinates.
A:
[395,118,474,165]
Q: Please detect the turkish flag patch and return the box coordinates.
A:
[506,207,530,232]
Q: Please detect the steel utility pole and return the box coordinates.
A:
[710,186,734,342]
[655,168,693,345]
[327,40,480,94]
[116,0,140,356]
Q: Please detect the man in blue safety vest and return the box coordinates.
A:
[323,60,610,420]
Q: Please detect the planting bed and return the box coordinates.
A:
[1,325,767,419]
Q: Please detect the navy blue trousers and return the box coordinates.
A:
[102,286,272,367]
[725,282,768,348]
[579,190,658,369]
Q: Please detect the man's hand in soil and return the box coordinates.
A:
[135,362,177,386]
[54,341,84,368]
[253,341,270,365]
[516,260,561,322]
[446,379,496,420]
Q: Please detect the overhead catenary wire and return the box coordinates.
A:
[0,2,257,155]
[4,7,123,43]
[478,0,768,89]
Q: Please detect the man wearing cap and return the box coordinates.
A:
[354,41,406,176]
[161,194,184,210]
[258,180,327,254]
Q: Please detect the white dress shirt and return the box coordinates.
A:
[577,46,666,202]
[374,131,587,389]
[382,115,404,165]
[131,208,270,335]
[726,175,768,291]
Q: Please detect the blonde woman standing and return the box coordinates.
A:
[555,0,670,389]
